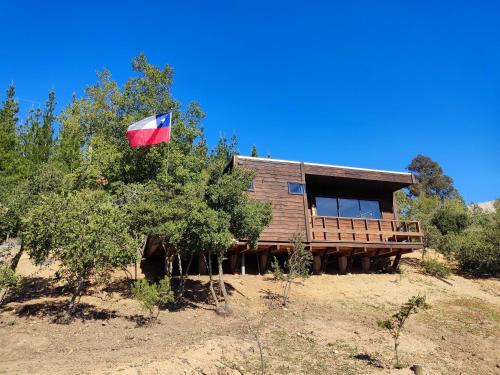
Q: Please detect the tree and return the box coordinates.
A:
[431,198,470,235]
[251,145,258,157]
[270,233,312,306]
[39,90,56,162]
[23,190,138,318]
[0,84,21,191]
[452,200,500,277]
[407,155,458,199]
[378,295,429,368]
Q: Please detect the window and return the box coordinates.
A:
[359,200,382,219]
[314,196,382,219]
[338,198,360,218]
[315,197,338,216]
[247,180,254,192]
[288,182,304,195]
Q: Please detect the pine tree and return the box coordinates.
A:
[251,145,258,157]
[39,90,56,162]
[0,84,21,188]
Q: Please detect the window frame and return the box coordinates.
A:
[288,182,305,195]
[313,196,382,219]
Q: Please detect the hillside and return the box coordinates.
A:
[1,250,499,375]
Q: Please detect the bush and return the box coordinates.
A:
[442,201,500,277]
[0,264,22,305]
[454,226,499,277]
[132,277,174,319]
[431,198,470,235]
[421,257,452,278]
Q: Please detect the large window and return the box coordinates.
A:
[315,197,338,216]
[315,197,381,219]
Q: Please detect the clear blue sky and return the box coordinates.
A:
[1,1,499,202]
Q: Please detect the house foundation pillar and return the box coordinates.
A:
[313,254,322,275]
[230,253,239,274]
[338,255,348,274]
[241,253,246,275]
[361,256,371,273]
[259,251,269,275]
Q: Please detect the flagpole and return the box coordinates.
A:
[165,112,173,176]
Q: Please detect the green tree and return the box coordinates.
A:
[0,84,21,191]
[407,155,458,199]
[452,200,500,276]
[270,233,312,306]
[378,295,429,368]
[23,190,138,318]
[251,144,258,157]
[39,90,56,162]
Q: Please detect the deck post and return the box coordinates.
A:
[346,251,355,273]
[259,251,269,275]
[230,253,239,274]
[241,253,246,275]
[392,251,402,271]
[198,254,207,275]
[338,255,348,274]
[361,256,371,273]
[313,254,322,275]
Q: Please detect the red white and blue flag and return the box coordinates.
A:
[126,112,172,147]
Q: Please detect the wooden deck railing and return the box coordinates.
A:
[310,216,423,243]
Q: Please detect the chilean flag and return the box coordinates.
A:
[126,112,172,147]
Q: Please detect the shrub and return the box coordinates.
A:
[270,233,312,307]
[454,225,499,277]
[378,295,429,368]
[421,257,452,278]
[0,264,22,305]
[132,277,174,319]
[444,201,500,277]
[431,198,470,235]
[23,190,138,317]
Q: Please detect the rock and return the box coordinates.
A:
[441,335,446,340]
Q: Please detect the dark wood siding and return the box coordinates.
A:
[235,157,307,242]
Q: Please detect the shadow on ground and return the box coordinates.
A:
[12,300,119,323]
[169,278,237,311]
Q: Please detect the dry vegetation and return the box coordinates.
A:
[1,250,499,375]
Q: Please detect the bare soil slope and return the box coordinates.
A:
[1,251,499,375]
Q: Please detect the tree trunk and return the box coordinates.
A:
[176,253,193,301]
[217,253,232,314]
[66,279,85,319]
[206,252,221,312]
[9,236,24,271]
[282,280,292,306]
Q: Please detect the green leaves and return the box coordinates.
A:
[23,190,138,281]
[132,277,174,318]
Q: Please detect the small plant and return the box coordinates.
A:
[378,295,429,368]
[422,257,452,278]
[0,264,22,305]
[270,256,283,281]
[132,277,174,320]
[272,233,312,307]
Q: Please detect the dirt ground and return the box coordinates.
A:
[1,250,499,375]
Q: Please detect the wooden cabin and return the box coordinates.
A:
[225,155,423,275]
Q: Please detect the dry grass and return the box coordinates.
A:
[0,250,499,375]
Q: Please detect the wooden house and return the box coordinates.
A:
[223,156,423,275]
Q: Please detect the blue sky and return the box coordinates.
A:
[1,1,498,202]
